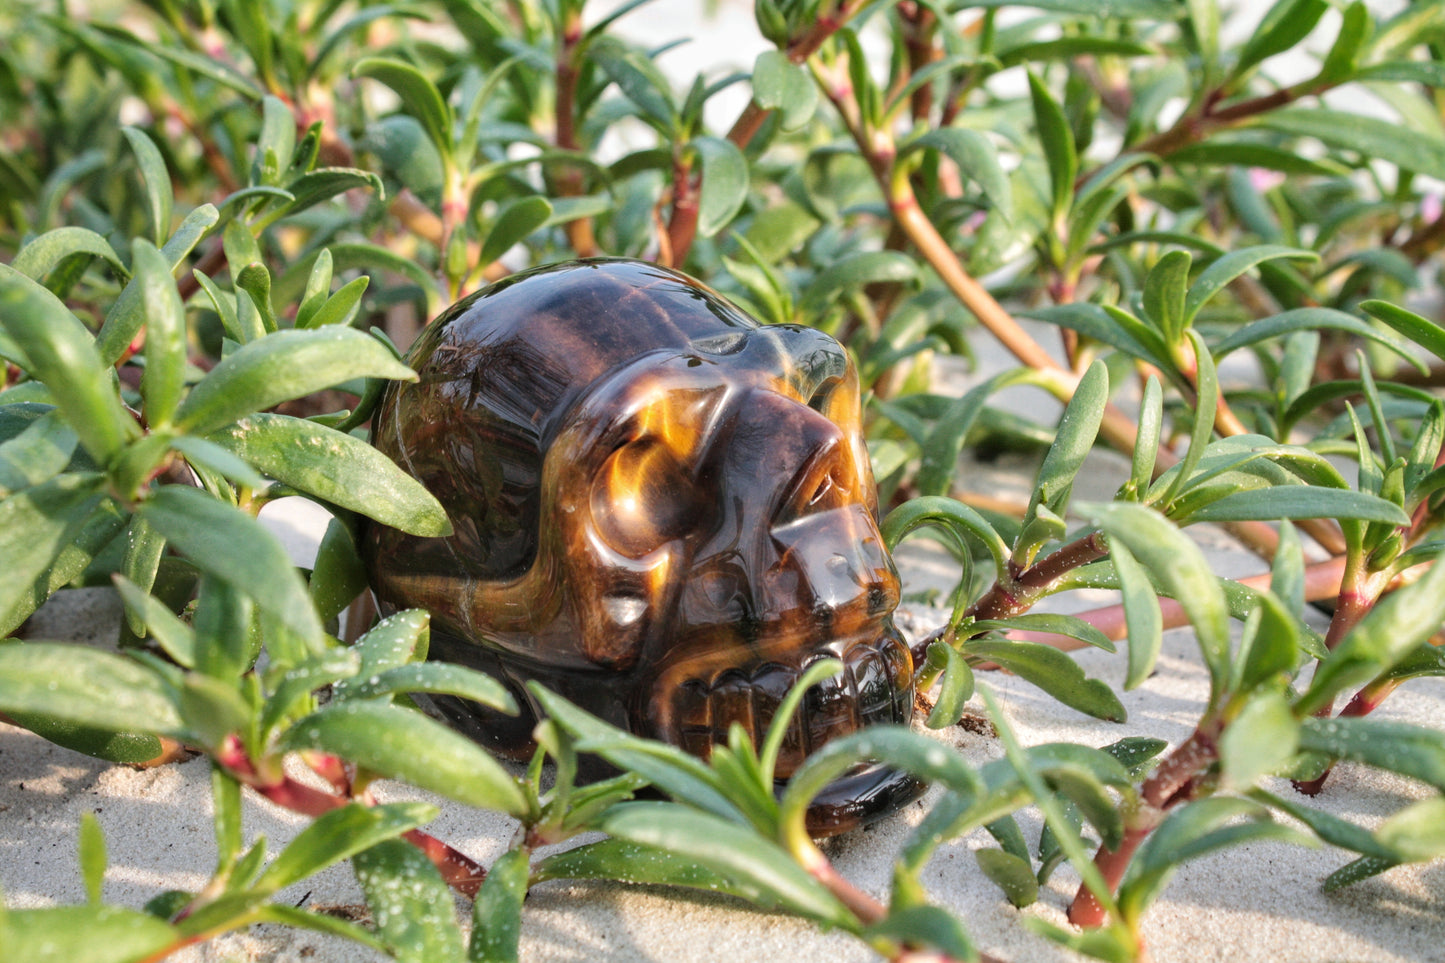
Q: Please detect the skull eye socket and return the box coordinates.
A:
[590,438,700,556]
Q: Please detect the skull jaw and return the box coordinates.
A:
[411,619,924,837]
[803,763,928,836]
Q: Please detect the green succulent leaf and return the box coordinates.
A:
[752,50,817,129]
[257,801,437,894]
[1111,537,1162,690]
[882,495,1011,582]
[206,413,449,536]
[1117,797,1316,924]
[280,702,529,815]
[11,227,127,285]
[1249,788,1395,859]
[173,328,416,436]
[1298,717,1445,792]
[480,195,553,268]
[121,127,173,245]
[1185,485,1410,526]
[1232,0,1329,79]
[1141,249,1190,345]
[1375,797,1445,863]
[590,38,678,132]
[1250,108,1445,180]
[1361,299,1445,364]
[961,640,1126,722]
[0,265,138,465]
[354,838,466,963]
[1028,70,1076,223]
[0,641,183,737]
[354,58,454,163]
[1022,359,1108,536]
[468,846,530,963]
[1088,501,1230,701]
[975,848,1039,908]
[1212,307,1423,373]
[800,253,920,320]
[309,516,370,623]
[1219,690,1298,789]
[691,136,749,238]
[340,662,516,713]
[339,609,433,690]
[599,802,857,930]
[113,575,196,668]
[131,240,187,428]
[0,905,177,963]
[923,641,976,729]
[1183,245,1317,325]
[903,128,1012,220]
[864,904,976,960]
[1300,543,1445,713]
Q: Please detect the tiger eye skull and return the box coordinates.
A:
[363,258,921,834]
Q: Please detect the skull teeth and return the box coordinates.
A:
[672,632,911,776]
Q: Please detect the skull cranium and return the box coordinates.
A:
[363,258,920,834]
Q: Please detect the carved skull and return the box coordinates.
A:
[363,258,919,833]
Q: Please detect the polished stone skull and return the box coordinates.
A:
[363,258,920,833]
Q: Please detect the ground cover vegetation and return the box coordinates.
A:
[2,0,1445,960]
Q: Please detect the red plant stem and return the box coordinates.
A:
[804,854,1004,963]
[1116,82,1318,170]
[1294,560,1393,794]
[1069,724,1219,927]
[969,532,1110,622]
[213,736,488,894]
[663,156,700,267]
[680,0,873,258]
[302,750,351,794]
[1400,209,1445,263]
[1339,677,1405,718]
[404,828,487,898]
[687,1,868,254]
[554,11,597,257]
[898,2,939,122]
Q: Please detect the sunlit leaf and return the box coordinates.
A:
[206,413,449,536]
[280,702,529,815]
[1088,501,1230,700]
[354,58,454,162]
[173,328,416,436]
[752,50,816,129]
[692,136,749,237]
